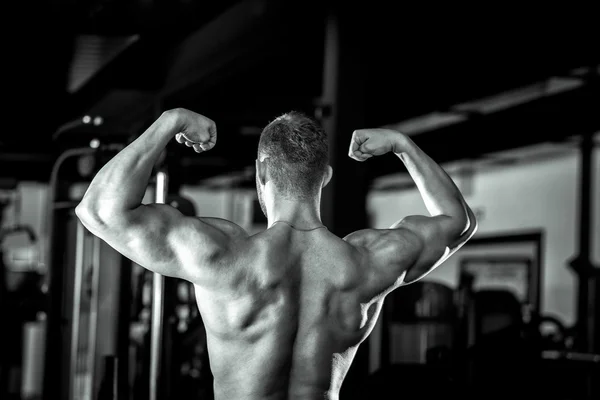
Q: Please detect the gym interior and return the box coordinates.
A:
[1,1,599,399]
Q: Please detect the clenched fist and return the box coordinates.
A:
[166,108,217,153]
[348,128,404,162]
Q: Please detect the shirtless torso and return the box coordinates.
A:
[79,200,432,400]
[193,218,401,400]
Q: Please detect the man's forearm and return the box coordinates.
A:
[393,133,474,233]
[77,111,178,220]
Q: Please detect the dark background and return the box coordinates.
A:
[3,0,598,185]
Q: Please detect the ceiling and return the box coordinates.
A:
[2,0,599,188]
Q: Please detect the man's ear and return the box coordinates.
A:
[322,165,333,188]
[256,158,268,186]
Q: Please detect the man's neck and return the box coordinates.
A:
[266,197,323,229]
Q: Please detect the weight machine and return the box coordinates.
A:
[41,138,131,400]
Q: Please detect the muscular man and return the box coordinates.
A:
[75,108,477,400]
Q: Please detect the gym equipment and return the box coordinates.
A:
[363,281,459,398]
[453,280,600,398]
[150,170,168,400]
[42,145,95,400]
[0,212,43,399]
[21,313,46,400]
[42,142,131,400]
[381,281,456,366]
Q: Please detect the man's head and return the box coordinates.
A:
[256,111,332,215]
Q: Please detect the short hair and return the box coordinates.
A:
[258,111,329,198]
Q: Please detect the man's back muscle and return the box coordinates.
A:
[192,223,386,399]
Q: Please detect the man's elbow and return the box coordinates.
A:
[75,201,108,229]
[75,202,94,224]
[470,213,478,235]
[458,206,478,241]
[446,204,477,246]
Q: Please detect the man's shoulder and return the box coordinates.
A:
[195,217,250,240]
[342,228,384,247]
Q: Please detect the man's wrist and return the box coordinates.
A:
[159,108,183,136]
[391,131,409,154]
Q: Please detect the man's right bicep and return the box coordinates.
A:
[345,228,422,299]
[391,214,467,283]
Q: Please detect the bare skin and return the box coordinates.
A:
[76,108,477,400]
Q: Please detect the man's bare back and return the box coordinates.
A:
[75,108,476,400]
[193,219,387,399]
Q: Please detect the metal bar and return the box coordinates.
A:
[87,235,101,398]
[579,133,596,356]
[569,133,596,353]
[69,221,86,400]
[150,170,168,400]
[116,254,132,399]
[112,357,119,399]
[578,134,592,263]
